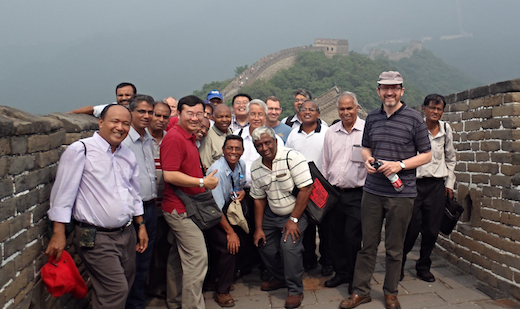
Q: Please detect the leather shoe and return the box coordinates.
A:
[321,265,334,276]
[384,295,401,309]
[214,293,235,307]
[417,270,435,282]
[285,294,303,309]
[260,269,272,281]
[324,275,349,288]
[261,278,286,291]
[339,293,371,309]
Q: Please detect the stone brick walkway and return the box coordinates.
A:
[146,241,520,309]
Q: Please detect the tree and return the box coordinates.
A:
[234,65,249,77]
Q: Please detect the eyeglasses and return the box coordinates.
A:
[234,101,248,106]
[299,108,318,112]
[135,109,154,116]
[427,106,444,112]
[294,99,307,103]
[248,113,265,119]
[185,112,204,119]
[378,85,402,92]
[268,107,282,111]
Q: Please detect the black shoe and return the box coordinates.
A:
[399,269,404,281]
[416,270,435,282]
[321,265,334,277]
[304,262,318,272]
[260,269,272,281]
[324,275,349,288]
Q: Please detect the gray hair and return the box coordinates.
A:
[292,89,312,100]
[300,100,320,112]
[128,94,155,111]
[336,91,359,107]
[251,126,277,142]
[246,99,268,114]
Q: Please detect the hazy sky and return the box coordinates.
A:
[1,0,519,115]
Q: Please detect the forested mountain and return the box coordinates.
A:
[193,49,481,118]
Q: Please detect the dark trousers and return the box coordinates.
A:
[205,224,245,294]
[126,201,157,309]
[402,178,445,273]
[352,192,414,296]
[303,221,332,268]
[147,213,171,297]
[259,207,308,295]
[327,187,363,280]
[74,224,136,309]
[243,189,262,271]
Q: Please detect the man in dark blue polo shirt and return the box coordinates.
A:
[340,71,432,309]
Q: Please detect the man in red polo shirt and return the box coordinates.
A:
[160,95,219,309]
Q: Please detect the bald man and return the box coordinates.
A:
[199,104,233,168]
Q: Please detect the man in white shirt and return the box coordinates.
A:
[68,82,136,117]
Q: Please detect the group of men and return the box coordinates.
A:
[46,70,456,309]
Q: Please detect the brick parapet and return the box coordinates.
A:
[436,77,520,299]
[0,106,97,309]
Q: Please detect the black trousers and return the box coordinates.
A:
[326,187,363,280]
[303,221,332,267]
[402,177,445,273]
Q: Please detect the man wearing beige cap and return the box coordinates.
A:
[340,71,431,309]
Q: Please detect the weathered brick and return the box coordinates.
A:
[455,246,472,262]
[462,111,474,120]
[504,213,520,227]
[483,131,492,139]
[490,129,513,140]
[38,183,52,203]
[34,149,59,168]
[512,129,520,140]
[14,167,50,193]
[9,136,28,155]
[15,189,39,213]
[456,142,471,151]
[470,85,490,99]
[465,237,485,254]
[504,188,520,202]
[26,129,65,153]
[467,131,485,140]
[8,155,36,175]
[467,163,499,174]
[0,261,15,288]
[503,92,520,103]
[0,157,8,178]
[0,220,10,242]
[474,109,493,119]
[492,261,513,280]
[26,220,46,242]
[4,230,28,257]
[470,142,479,151]
[20,242,42,270]
[491,153,512,163]
[455,163,467,172]
[481,119,501,129]
[471,174,489,184]
[451,122,463,132]
[9,212,31,236]
[482,186,501,198]
[470,252,491,270]
[0,197,15,222]
[490,175,511,187]
[0,138,11,155]
[446,113,462,122]
[32,202,49,223]
[457,152,474,161]
[469,98,485,109]
[464,121,481,131]
[3,267,29,301]
[502,141,520,152]
[0,178,13,199]
[492,103,520,117]
[455,173,470,183]
[501,165,520,176]
[484,95,503,107]
[480,141,500,151]
[475,152,489,162]
[452,133,461,142]
[502,116,520,129]
[450,101,469,112]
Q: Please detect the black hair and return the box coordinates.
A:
[232,93,252,105]
[223,134,244,149]
[205,103,214,113]
[177,95,204,113]
[99,104,131,121]
[115,82,137,94]
[154,101,171,114]
[127,94,155,111]
[292,89,312,100]
[423,94,446,109]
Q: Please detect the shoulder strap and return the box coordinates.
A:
[444,122,448,148]
[285,149,292,171]
[285,114,296,127]
[238,128,243,137]
[80,141,87,156]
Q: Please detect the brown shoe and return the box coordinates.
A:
[285,294,303,309]
[339,293,371,309]
[384,295,401,309]
[261,278,287,291]
[214,293,235,307]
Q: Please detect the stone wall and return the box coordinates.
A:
[435,78,520,299]
[0,106,97,309]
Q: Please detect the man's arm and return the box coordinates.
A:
[133,215,149,253]
[163,170,219,189]
[253,198,267,247]
[45,222,67,262]
[377,151,432,177]
[68,106,94,115]
[283,184,312,243]
[362,147,377,174]
[218,214,240,254]
[444,124,456,195]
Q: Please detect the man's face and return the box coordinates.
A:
[338,96,359,128]
[131,101,153,131]
[209,98,223,106]
[223,139,244,167]
[178,103,204,134]
[204,105,214,121]
[165,97,178,117]
[293,94,307,113]
[423,100,445,123]
[266,99,282,123]
[116,85,135,106]
[298,101,320,126]
[149,104,170,132]
[254,133,277,163]
[233,96,249,117]
[376,84,404,108]
[98,105,131,149]
[195,118,210,141]
[248,104,266,130]
[214,106,231,133]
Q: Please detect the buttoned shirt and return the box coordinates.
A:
[416,120,456,189]
[122,126,157,201]
[207,157,246,209]
[286,121,328,172]
[92,102,115,118]
[322,118,367,189]
[282,114,329,130]
[234,126,284,188]
[150,129,167,206]
[48,132,143,228]
[230,114,248,132]
[199,125,232,169]
[250,147,313,216]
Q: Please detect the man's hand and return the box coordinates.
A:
[365,157,377,174]
[235,189,246,202]
[136,225,149,253]
[378,160,402,177]
[253,229,266,248]
[446,188,454,199]
[45,223,67,262]
[283,220,300,244]
[227,232,240,254]
[204,170,219,189]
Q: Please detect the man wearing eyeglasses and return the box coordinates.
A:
[266,96,292,143]
[123,94,158,309]
[340,71,431,309]
[230,93,251,132]
[281,89,328,129]
[161,95,219,309]
[286,100,333,277]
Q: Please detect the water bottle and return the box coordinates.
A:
[371,159,404,192]
[232,174,245,199]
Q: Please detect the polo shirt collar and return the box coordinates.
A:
[173,123,196,142]
[212,125,230,136]
[297,120,322,133]
[128,126,151,142]
[379,101,407,117]
[336,116,362,133]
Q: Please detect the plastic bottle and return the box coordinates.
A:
[371,159,404,192]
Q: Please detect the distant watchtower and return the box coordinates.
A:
[314,38,349,58]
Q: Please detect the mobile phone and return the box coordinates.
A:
[257,238,265,248]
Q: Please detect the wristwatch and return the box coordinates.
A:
[137,220,146,227]
[289,216,299,224]
[399,161,406,170]
[199,178,204,188]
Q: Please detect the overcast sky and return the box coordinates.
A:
[1,0,519,115]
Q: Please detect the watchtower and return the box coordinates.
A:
[314,38,349,58]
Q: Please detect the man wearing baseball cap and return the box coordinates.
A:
[339,71,432,309]
[207,90,224,105]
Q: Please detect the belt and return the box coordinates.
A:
[143,199,155,206]
[333,186,363,192]
[417,177,444,182]
[73,219,132,233]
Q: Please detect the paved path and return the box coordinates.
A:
[146,241,520,309]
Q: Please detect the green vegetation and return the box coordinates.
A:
[234,65,249,77]
[192,48,481,118]
[192,78,232,99]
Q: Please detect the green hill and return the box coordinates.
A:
[193,49,481,118]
